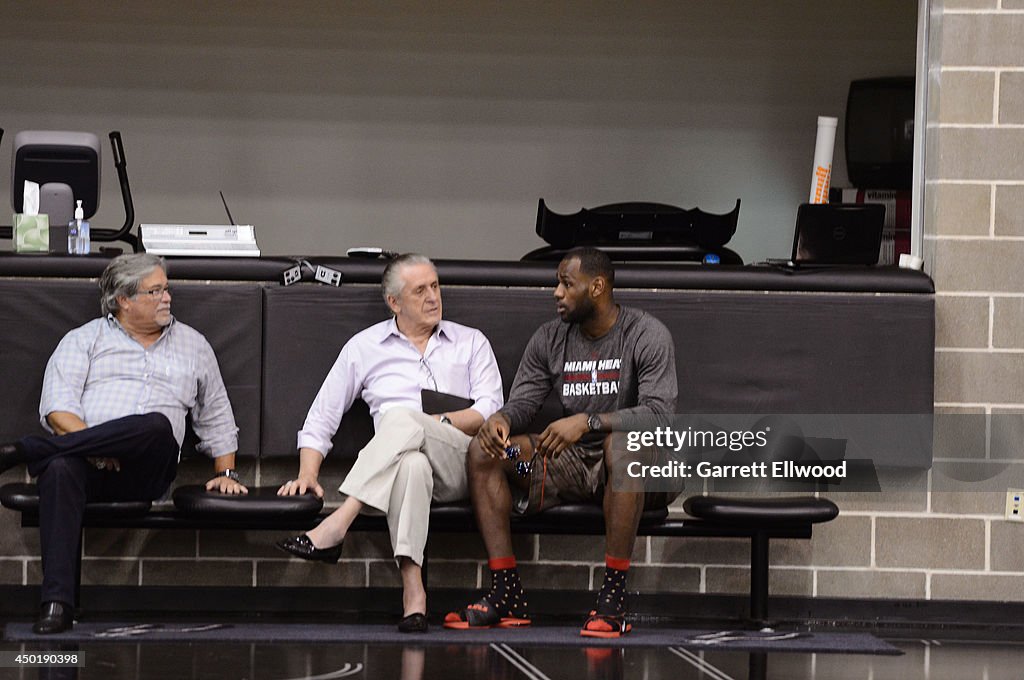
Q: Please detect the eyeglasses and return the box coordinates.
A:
[135,286,172,300]
[419,358,439,391]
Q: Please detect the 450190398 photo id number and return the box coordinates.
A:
[0,652,84,667]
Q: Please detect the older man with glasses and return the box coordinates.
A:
[276,253,503,634]
[0,253,244,634]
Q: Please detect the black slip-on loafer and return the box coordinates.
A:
[275,534,343,564]
[397,612,428,633]
[0,442,29,476]
[33,601,74,635]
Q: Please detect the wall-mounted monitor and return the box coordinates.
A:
[845,77,915,190]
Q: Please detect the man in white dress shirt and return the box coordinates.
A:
[276,253,503,633]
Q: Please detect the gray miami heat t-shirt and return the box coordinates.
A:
[500,305,677,445]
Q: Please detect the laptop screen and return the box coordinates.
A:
[791,203,886,266]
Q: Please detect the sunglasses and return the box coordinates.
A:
[504,443,534,477]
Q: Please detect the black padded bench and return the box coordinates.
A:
[1,482,838,622]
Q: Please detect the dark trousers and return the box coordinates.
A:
[19,413,179,606]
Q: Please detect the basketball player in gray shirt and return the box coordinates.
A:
[445,246,678,638]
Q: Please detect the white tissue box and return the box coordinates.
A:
[13,213,50,253]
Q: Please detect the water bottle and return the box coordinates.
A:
[78,206,90,254]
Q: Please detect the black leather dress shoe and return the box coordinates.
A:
[33,601,74,635]
[0,442,29,475]
[275,534,343,564]
[397,612,428,633]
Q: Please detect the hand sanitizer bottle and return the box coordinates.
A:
[67,201,80,254]
[68,200,90,255]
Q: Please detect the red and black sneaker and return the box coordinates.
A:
[580,610,632,639]
[443,598,531,630]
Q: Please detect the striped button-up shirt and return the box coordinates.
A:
[39,314,238,457]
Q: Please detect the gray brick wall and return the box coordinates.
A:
[920,0,1024,603]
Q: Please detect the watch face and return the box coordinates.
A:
[588,414,601,432]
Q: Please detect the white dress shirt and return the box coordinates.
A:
[297,318,503,457]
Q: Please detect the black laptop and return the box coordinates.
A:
[771,203,887,268]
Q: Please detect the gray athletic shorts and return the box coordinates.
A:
[514,443,681,515]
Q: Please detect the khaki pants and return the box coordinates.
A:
[339,407,471,566]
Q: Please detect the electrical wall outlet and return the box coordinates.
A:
[281,265,302,286]
[1006,489,1024,522]
[314,265,343,287]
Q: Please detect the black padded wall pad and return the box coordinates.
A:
[0,261,934,466]
[259,284,934,465]
[613,290,935,414]
[261,286,389,459]
[170,283,262,458]
[0,280,102,441]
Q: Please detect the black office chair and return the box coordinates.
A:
[524,198,743,264]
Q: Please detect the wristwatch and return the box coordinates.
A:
[440,414,453,426]
[587,413,603,433]
[217,469,240,483]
